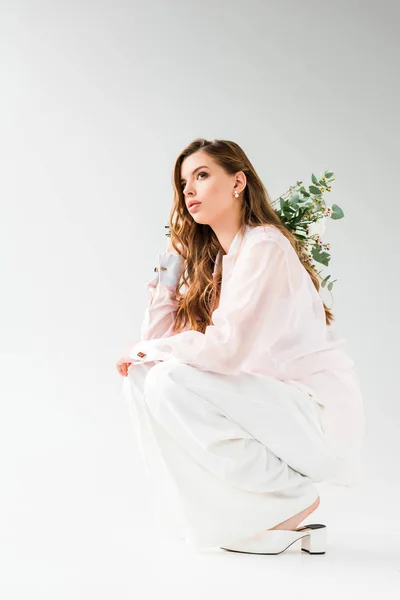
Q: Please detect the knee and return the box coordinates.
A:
[144,360,176,393]
[144,358,193,393]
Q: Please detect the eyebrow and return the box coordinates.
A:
[180,165,209,184]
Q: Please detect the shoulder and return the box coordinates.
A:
[244,224,292,253]
[231,225,291,274]
[239,224,306,293]
[241,224,303,277]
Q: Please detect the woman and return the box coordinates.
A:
[116,138,365,554]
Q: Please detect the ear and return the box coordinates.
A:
[234,171,247,194]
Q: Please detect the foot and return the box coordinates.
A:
[267,496,320,531]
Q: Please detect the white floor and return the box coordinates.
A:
[1,472,399,599]
[2,368,399,599]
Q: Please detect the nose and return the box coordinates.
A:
[185,189,196,204]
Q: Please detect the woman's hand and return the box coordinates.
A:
[116,341,139,377]
[116,356,134,377]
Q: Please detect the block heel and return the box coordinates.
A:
[296,523,327,554]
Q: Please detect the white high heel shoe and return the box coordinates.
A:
[220,523,327,555]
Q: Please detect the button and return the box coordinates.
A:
[137,352,147,358]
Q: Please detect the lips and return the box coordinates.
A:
[188,201,201,210]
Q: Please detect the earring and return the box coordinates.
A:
[234,191,239,198]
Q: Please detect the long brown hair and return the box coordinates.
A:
[167,137,334,334]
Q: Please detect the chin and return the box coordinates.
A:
[192,215,210,225]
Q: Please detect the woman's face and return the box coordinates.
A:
[180,151,241,226]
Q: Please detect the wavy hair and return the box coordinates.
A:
[167,138,334,334]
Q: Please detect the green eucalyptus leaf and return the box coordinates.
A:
[309,185,322,195]
[321,274,331,287]
[289,193,301,206]
[331,204,344,219]
[311,246,331,266]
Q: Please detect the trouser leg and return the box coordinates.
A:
[122,360,187,540]
[143,359,343,487]
[122,359,329,549]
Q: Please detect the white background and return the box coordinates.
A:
[1,0,399,597]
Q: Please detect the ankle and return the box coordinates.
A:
[268,496,320,531]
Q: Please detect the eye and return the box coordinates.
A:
[181,171,208,191]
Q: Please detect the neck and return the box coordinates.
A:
[212,221,243,254]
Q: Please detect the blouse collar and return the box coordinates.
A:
[213,224,252,274]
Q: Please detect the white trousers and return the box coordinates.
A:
[122,358,343,550]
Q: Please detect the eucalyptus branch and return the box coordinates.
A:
[272,170,344,293]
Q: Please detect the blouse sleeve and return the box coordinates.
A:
[129,236,302,375]
[140,251,186,340]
